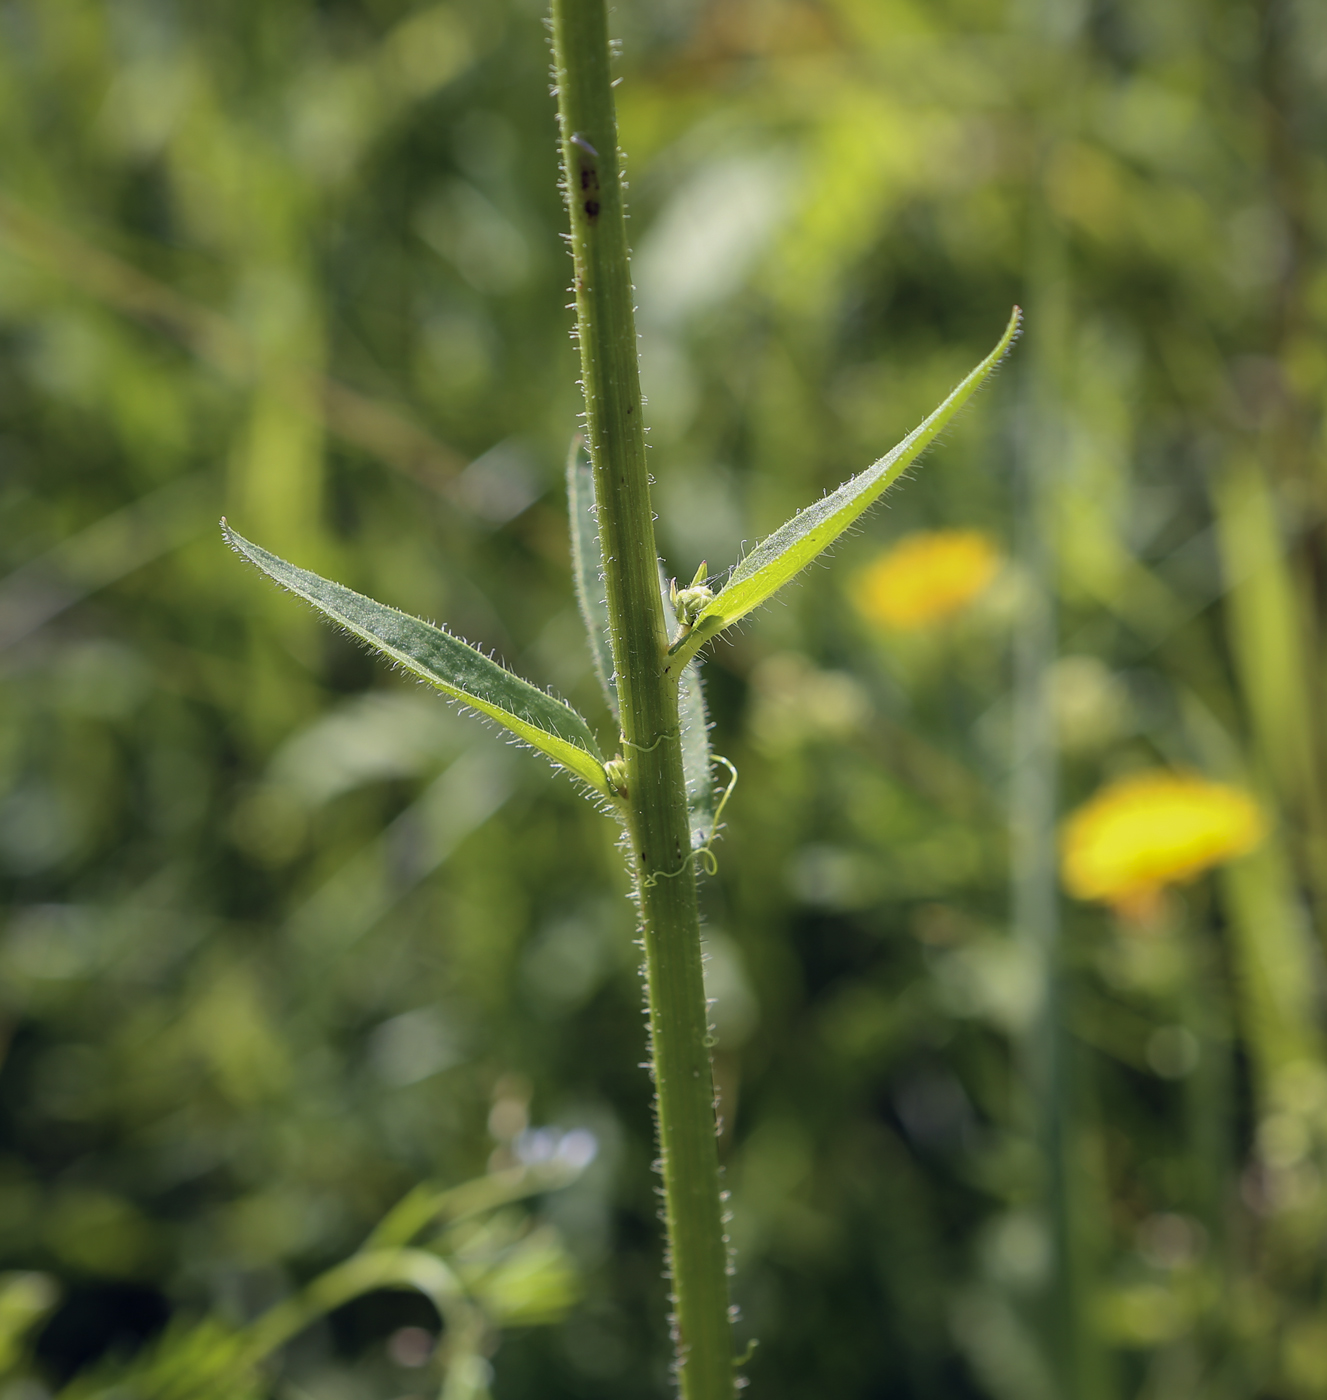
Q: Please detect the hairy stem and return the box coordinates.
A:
[549,3,734,1395]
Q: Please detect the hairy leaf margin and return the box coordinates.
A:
[223,524,613,799]
[668,307,1022,671]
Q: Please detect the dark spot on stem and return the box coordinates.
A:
[585,200,600,219]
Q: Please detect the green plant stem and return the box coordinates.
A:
[549,3,734,1396]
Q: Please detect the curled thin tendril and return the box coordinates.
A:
[640,755,738,886]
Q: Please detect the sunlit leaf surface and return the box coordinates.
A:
[675,308,1021,661]
[224,524,612,799]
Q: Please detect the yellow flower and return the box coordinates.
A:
[1062,771,1265,915]
[851,529,1001,630]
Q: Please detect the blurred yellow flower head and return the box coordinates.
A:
[1062,771,1265,915]
[851,529,1001,630]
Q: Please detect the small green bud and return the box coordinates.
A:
[604,754,629,797]
[670,562,713,628]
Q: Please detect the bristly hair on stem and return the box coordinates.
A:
[223,4,1017,1394]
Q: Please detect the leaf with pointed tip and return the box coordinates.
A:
[566,438,618,719]
[670,308,1021,669]
[223,524,613,799]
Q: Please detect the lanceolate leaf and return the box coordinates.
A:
[669,308,1022,670]
[223,524,613,799]
[566,438,618,718]
[679,660,717,851]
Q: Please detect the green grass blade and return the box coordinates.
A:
[566,437,618,719]
[672,308,1021,664]
[223,523,612,799]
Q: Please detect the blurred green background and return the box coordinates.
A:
[2,0,1326,1396]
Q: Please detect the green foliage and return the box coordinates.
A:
[0,1273,59,1376]
[566,441,618,721]
[677,662,723,855]
[669,309,1023,671]
[224,523,614,800]
[571,440,725,850]
[3,0,1327,1397]
[57,1317,263,1400]
[56,1162,586,1400]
